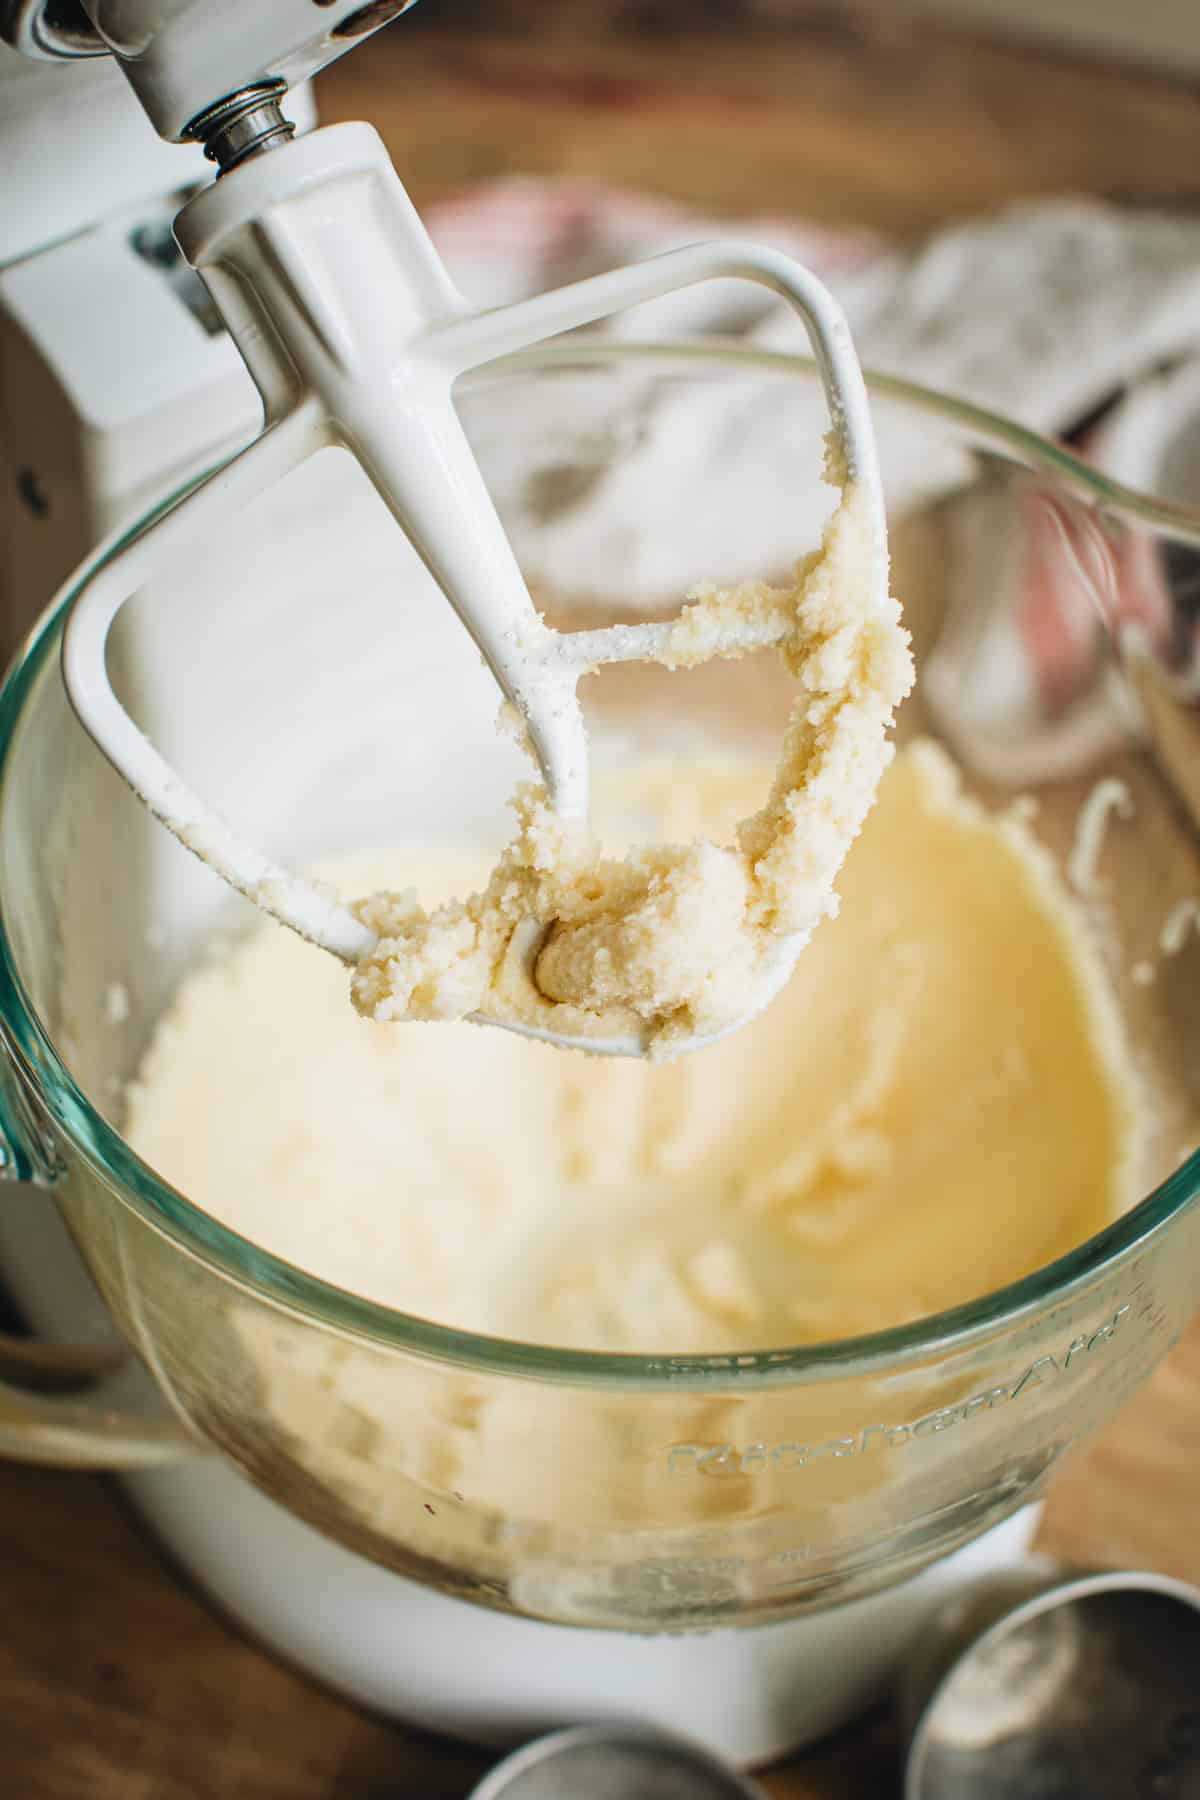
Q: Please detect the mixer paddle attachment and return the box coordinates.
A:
[61,121,899,1059]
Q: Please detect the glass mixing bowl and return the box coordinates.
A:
[0,344,1197,1634]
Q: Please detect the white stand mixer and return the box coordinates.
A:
[0,0,1037,1765]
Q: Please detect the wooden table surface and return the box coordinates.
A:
[7,8,1200,1797]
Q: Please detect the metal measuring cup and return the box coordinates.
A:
[464,1563,1200,1797]
[465,1723,768,1799]
[900,1558,1200,1798]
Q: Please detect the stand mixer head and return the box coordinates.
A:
[4,0,892,1057]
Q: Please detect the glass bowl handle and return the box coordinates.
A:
[0,1047,200,1469]
[0,1347,201,1468]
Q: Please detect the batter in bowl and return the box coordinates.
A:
[126,738,1141,1352]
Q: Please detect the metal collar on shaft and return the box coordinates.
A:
[185,83,296,176]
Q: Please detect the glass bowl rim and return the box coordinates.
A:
[1,338,1197,1391]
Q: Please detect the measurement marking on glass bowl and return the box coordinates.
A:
[666,1305,1132,1476]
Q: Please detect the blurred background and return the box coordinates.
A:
[313,0,1198,234]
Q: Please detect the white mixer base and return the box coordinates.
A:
[124,1460,1039,1770]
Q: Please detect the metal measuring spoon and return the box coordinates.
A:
[901,1562,1200,1799]
[466,1724,768,1800]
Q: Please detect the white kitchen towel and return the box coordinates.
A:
[428,179,1200,432]
[425,180,1200,606]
